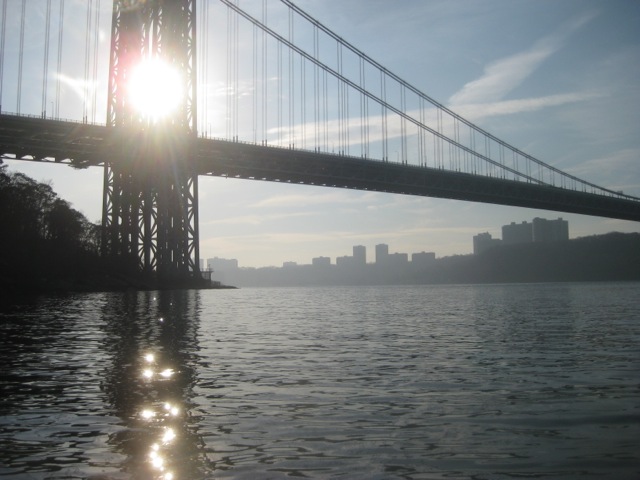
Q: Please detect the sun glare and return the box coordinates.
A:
[129,58,183,120]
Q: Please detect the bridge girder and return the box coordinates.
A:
[2,115,640,223]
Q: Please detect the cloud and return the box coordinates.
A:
[250,190,381,208]
[565,148,640,195]
[202,211,314,226]
[449,10,598,106]
[453,91,604,121]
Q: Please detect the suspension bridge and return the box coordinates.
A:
[1,1,639,285]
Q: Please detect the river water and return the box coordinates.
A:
[1,283,639,479]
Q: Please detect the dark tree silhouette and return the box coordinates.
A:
[0,165,104,292]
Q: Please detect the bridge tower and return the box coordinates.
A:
[102,0,200,284]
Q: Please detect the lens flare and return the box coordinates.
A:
[129,58,183,121]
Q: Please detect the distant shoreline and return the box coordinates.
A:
[1,232,637,296]
[207,232,640,288]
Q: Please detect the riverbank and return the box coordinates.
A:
[0,269,236,300]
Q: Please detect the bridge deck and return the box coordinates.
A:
[2,114,640,222]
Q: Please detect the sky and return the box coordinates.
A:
[4,0,640,268]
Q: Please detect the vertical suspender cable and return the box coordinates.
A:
[17,0,26,114]
[252,22,257,143]
[205,0,210,136]
[206,0,211,136]
[83,0,93,122]
[359,56,364,157]
[197,0,202,134]
[277,40,282,146]
[336,42,342,154]
[0,0,7,112]
[91,0,101,123]
[484,136,489,176]
[301,55,305,149]
[55,0,64,119]
[288,6,293,148]
[400,86,406,163]
[199,0,208,136]
[418,97,423,166]
[41,0,52,117]
[453,118,459,170]
[234,5,239,141]
[262,0,267,144]
[436,108,442,168]
[345,57,349,156]
[380,71,387,161]
[364,58,369,157]
[323,69,328,152]
[226,4,231,139]
[313,25,318,150]
[471,129,476,173]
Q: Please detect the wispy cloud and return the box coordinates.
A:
[202,211,314,226]
[453,91,604,121]
[449,10,598,106]
[565,148,640,195]
[251,190,381,208]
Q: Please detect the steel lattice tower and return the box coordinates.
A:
[102,0,200,283]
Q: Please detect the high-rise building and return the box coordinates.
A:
[375,244,389,264]
[353,245,366,265]
[473,232,502,255]
[336,256,354,267]
[412,251,436,264]
[502,221,533,245]
[388,252,409,266]
[312,256,331,267]
[207,257,239,271]
[532,217,569,242]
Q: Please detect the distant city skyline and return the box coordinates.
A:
[207,240,433,269]
[209,216,569,269]
[205,230,639,288]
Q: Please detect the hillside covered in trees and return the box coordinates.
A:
[0,166,108,293]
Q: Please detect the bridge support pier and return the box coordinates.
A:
[102,128,201,286]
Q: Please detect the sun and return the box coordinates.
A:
[128,58,183,121]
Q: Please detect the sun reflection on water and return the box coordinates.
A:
[137,348,184,479]
[141,408,156,420]
[162,427,176,444]
[164,402,180,416]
